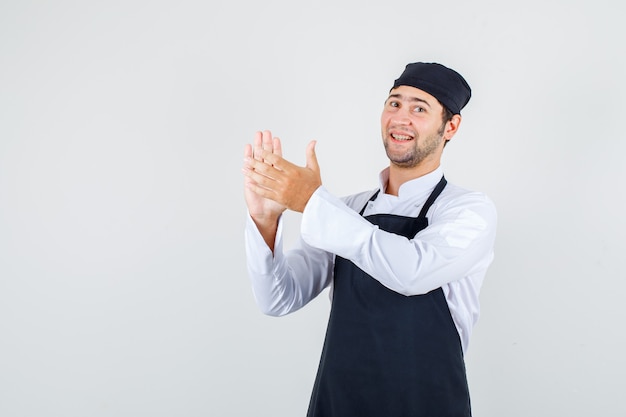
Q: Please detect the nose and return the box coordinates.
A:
[390,114,411,125]
[388,106,413,125]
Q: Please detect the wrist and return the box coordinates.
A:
[249,212,282,253]
[250,212,281,232]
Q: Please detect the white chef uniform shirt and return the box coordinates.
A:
[245,166,497,353]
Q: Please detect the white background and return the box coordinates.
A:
[1,1,624,416]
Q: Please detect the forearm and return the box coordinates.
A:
[301,187,497,296]
[245,214,333,315]
[249,213,281,253]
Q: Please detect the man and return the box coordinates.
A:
[242,62,497,416]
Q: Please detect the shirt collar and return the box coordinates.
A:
[378,166,444,200]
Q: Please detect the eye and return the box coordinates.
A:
[387,101,399,108]
[412,106,426,113]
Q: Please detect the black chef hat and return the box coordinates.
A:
[392,62,471,115]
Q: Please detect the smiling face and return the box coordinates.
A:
[381,85,458,171]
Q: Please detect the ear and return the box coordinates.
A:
[443,114,462,141]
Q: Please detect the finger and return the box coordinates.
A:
[245,180,282,203]
[306,140,320,173]
[256,149,293,172]
[262,130,273,153]
[253,131,263,160]
[273,137,283,157]
[244,143,252,159]
[255,130,271,163]
[244,155,282,180]
[243,164,280,191]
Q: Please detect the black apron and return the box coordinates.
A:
[307,177,471,417]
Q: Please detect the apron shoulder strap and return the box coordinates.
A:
[358,189,380,216]
[417,176,447,219]
[359,176,448,218]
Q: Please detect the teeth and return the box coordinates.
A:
[392,133,412,141]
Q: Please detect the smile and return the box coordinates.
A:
[390,133,414,141]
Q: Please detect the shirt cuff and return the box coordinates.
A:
[244,212,284,275]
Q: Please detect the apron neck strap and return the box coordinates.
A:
[417,176,447,219]
[359,176,447,218]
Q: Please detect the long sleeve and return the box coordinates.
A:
[245,167,497,352]
[301,184,497,297]
[245,213,334,316]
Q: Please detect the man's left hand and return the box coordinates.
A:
[243,140,321,213]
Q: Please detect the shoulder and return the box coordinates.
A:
[440,182,496,206]
[433,181,497,225]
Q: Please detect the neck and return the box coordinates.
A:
[386,161,440,196]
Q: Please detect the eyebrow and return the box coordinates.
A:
[386,93,432,108]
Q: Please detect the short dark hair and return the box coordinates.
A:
[442,105,454,124]
[439,106,454,134]
[440,106,454,147]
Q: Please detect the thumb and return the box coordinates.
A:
[305,140,319,172]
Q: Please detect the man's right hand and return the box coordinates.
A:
[243,130,286,251]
